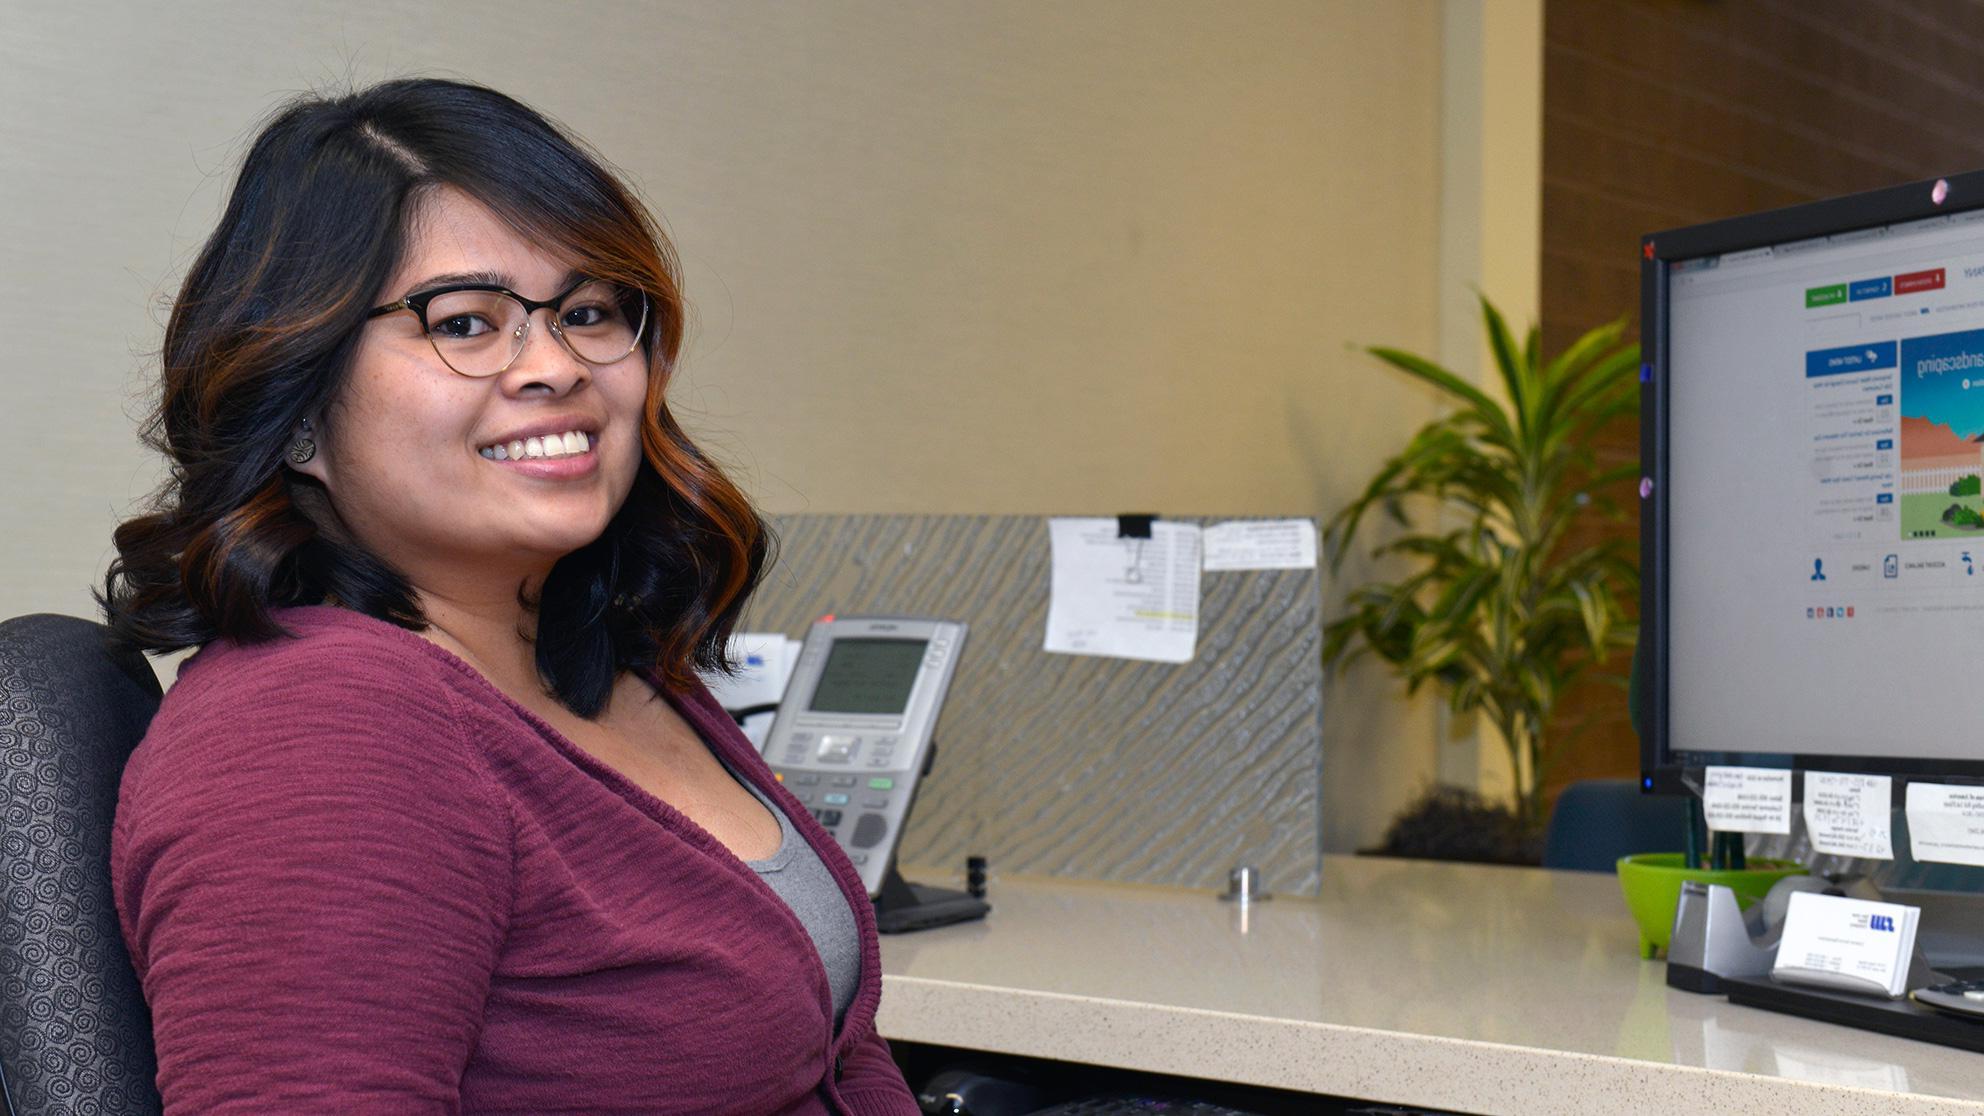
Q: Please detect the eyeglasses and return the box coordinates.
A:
[366,276,649,378]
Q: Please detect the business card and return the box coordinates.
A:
[1772,891,1919,998]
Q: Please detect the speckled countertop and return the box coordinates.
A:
[878,856,1984,1115]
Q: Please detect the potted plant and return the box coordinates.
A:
[1324,296,1641,848]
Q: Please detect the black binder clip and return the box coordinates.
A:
[1116,513,1156,539]
[1116,513,1156,583]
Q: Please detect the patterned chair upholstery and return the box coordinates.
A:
[0,614,162,1114]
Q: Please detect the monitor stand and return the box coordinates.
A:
[1720,876,1984,1054]
[1723,969,1984,1055]
[874,865,989,934]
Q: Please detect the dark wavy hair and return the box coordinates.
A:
[101,77,772,717]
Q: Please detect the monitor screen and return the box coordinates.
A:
[807,637,927,715]
[1646,173,1984,780]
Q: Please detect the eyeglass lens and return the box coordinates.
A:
[423,281,645,376]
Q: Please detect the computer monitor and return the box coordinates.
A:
[1641,172,1984,965]
[1643,170,1984,785]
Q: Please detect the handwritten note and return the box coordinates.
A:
[1803,772,1893,860]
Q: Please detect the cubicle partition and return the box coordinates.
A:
[743,514,1325,896]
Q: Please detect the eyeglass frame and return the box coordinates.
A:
[364,275,651,378]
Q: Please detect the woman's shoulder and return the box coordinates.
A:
[169,605,465,702]
[114,609,516,969]
[142,606,486,763]
[123,607,513,845]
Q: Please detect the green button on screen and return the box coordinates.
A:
[868,777,894,790]
[1805,283,1847,307]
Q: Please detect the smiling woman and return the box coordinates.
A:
[283,185,663,676]
[99,79,919,1115]
[102,79,760,715]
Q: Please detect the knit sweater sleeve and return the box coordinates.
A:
[836,1030,922,1115]
[112,636,514,1115]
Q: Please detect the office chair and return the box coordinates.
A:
[1542,778,1692,873]
[0,614,164,1114]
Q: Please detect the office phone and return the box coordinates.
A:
[759,615,986,930]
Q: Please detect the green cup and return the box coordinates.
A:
[1616,852,1807,959]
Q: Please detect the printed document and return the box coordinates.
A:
[1702,766,1792,834]
[1905,782,1984,867]
[704,632,803,748]
[1044,518,1201,663]
[1202,519,1318,571]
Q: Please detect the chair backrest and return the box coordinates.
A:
[1543,778,1692,873]
[0,614,163,1115]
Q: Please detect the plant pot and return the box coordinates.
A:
[1616,852,1807,959]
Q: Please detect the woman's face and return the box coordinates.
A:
[296,186,648,589]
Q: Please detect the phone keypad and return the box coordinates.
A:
[773,766,899,848]
[851,813,889,848]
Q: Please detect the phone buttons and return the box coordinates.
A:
[851,813,889,848]
[823,793,850,806]
[794,774,820,785]
[867,777,894,790]
[819,809,844,827]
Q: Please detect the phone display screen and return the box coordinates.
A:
[807,638,927,715]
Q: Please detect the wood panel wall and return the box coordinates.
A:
[1539,0,1984,801]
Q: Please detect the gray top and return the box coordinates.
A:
[733,770,861,1026]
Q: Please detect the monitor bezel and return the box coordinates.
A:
[1641,168,1984,792]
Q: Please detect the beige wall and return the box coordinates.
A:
[0,1,1523,853]
[1435,0,1544,803]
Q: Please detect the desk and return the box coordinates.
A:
[877,856,1984,1115]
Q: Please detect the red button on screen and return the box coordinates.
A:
[1896,268,1946,294]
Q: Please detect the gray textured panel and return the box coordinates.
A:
[743,515,1324,897]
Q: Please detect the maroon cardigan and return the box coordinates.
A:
[112,606,919,1115]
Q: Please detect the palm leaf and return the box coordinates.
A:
[1478,296,1533,444]
[1540,316,1626,390]
[1365,346,1518,448]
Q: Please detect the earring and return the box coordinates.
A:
[288,418,318,465]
